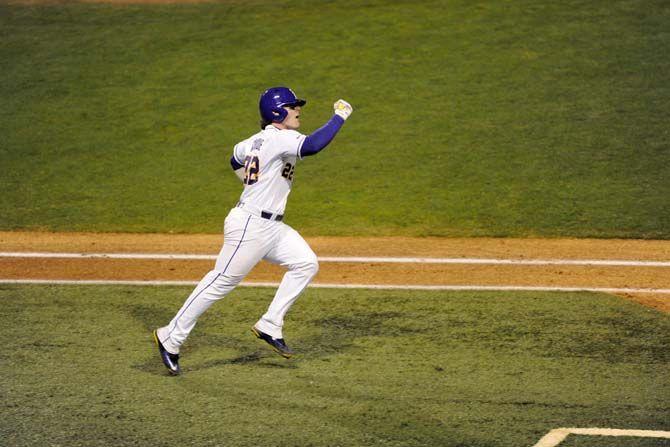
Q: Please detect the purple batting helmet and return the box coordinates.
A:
[259,87,307,123]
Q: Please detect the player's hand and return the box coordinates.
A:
[333,99,353,120]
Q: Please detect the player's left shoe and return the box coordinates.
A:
[251,326,294,358]
[153,329,181,375]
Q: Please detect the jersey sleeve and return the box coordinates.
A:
[273,130,306,159]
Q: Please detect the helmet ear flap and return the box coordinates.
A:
[271,106,288,123]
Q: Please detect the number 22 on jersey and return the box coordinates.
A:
[243,139,263,185]
[281,162,294,181]
[243,155,260,185]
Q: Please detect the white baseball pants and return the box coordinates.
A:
[156,207,319,354]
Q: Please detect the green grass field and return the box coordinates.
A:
[2,1,669,445]
[1,285,668,446]
[1,0,669,238]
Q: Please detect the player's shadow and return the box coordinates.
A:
[131,305,424,375]
[191,351,298,371]
[129,302,298,375]
[299,311,427,357]
[133,342,297,376]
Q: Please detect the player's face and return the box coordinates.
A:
[281,105,301,130]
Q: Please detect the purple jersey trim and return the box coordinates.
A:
[230,155,244,170]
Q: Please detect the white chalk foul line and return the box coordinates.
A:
[1,279,670,294]
[1,252,670,266]
[321,257,670,267]
[0,252,216,260]
[533,427,670,447]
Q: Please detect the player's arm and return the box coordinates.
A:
[299,99,353,158]
[230,155,245,182]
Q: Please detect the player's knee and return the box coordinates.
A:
[301,256,319,279]
[211,270,244,289]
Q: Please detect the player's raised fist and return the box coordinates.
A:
[333,99,353,120]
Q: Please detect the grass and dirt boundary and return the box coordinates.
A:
[3,231,669,313]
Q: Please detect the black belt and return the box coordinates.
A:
[261,211,283,221]
[236,202,283,221]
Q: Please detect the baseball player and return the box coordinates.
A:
[153,87,353,375]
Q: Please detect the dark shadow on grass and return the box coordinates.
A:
[189,351,298,371]
[135,349,297,376]
[128,303,175,332]
[301,311,427,357]
[133,357,177,377]
[134,309,425,375]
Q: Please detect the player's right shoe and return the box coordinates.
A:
[153,329,181,375]
[251,326,294,358]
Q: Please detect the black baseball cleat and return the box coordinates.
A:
[251,326,294,358]
[153,329,181,375]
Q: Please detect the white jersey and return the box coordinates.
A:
[232,125,306,216]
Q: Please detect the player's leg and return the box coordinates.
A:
[254,224,319,339]
[156,210,266,355]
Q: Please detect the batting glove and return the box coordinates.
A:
[333,99,353,120]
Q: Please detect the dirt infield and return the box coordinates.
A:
[2,231,669,313]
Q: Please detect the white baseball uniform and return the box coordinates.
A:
[156,125,318,354]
